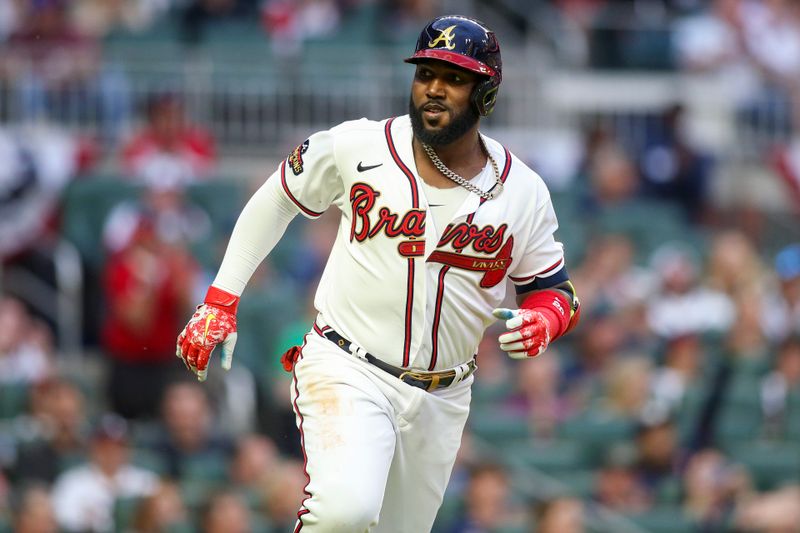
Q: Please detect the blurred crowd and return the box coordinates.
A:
[1,1,800,532]
[556,0,800,208]
[0,0,435,145]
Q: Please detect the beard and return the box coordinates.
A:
[409,96,480,147]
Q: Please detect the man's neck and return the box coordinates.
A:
[421,128,483,167]
[412,127,487,189]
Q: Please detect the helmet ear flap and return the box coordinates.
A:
[472,80,499,116]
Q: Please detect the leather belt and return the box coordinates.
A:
[319,327,476,392]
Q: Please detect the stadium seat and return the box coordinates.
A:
[471,380,512,407]
[331,3,381,44]
[505,439,592,474]
[675,384,708,444]
[554,469,597,498]
[549,189,587,264]
[714,409,763,449]
[731,355,771,378]
[623,506,698,533]
[180,452,229,484]
[178,454,232,512]
[202,18,266,47]
[249,515,276,533]
[131,448,168,476]
[653,475,683,506]
[180,479,219,512]
[60,178,244,271]
[469,409,532,445]
[112,496,143,532]
[185,180,243,230]
[620,29,674,71]
[185,180,244,269]
[201,19,275,76]
[714,376,763,447]
[0,383,28,420]
[102,15,189,82]
[57,452,87,475]
[594,200,690,262]
[557,412,636,465]
[727,441,800,491]
[60,178,142,268]
[492,527,528,533]
[787,391,800,442]
[727,374,763,404]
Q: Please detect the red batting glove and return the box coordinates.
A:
[492,290,571,359]
[492,308,553,359]
[176,286,239,381]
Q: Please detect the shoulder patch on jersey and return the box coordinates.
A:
[288,139,309,175]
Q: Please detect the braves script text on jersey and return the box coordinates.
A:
[272,116,565,369]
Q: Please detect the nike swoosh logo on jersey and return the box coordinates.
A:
[357,162,383,172]
[203,313,216,342]
[429,204,444,207]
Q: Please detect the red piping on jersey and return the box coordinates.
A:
[294,510,309,533]
[280,160,324,218]
[292,335,312,532]
[429,265,450,370]
[385,117,419,367]
[402,259,415,366]
[312,322,331,337]
[385,118,420,207]
[509,257,563,283]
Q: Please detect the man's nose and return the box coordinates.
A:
[425,79,445,98]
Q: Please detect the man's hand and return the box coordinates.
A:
[492,308,552,359]
[176,286,239,381]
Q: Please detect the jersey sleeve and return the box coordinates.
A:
[509,191,568,293]
[278,128,343,218]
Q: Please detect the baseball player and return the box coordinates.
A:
[176,15,580,532]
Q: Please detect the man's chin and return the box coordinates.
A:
[422,116,448,130]
[422,124,446,137]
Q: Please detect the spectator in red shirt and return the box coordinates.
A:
[101,216,199,419]
[121,93,216,186]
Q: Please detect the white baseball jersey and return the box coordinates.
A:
[207,114,571,532]
[277,115,566,371]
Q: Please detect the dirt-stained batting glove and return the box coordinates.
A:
[492,308,552,359]
[176,286,239,381]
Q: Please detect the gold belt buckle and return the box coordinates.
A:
[399,370,448,391]
[409,370,459,391]
[426,374,440,392]
[399,370,425,387]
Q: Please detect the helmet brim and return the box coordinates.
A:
[405,49,496,77]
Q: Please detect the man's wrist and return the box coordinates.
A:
[520,290,571,340]
[204,286,241,314]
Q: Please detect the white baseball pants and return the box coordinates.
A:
[290,331,472,533]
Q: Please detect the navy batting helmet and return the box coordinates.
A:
[405,15,502,116]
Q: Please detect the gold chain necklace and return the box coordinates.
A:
[421,138,504,201]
